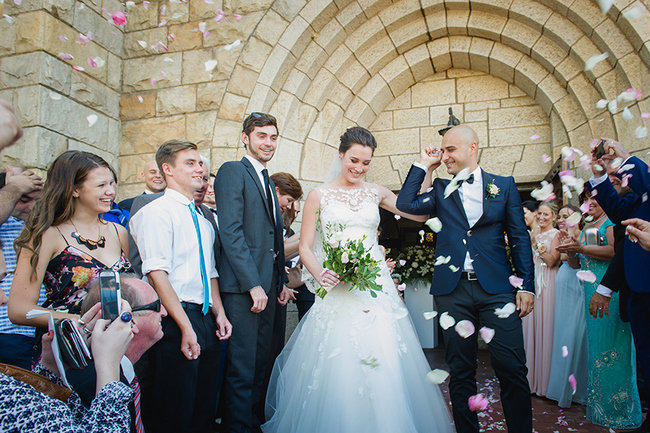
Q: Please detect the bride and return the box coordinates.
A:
[262,127,454,433]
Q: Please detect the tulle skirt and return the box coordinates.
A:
[262,281,454,433]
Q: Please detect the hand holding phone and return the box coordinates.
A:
[99,270,121,321]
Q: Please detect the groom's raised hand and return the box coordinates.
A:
[516,291,534,317]
[420,145,442,170]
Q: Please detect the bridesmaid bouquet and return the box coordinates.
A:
[316,223,383,299]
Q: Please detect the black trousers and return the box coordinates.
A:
[435,278,532,433]
[138,304,221,433]
[221,272,278,433]
[628,291,650,430]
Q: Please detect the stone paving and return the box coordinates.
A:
[425,348,625,433]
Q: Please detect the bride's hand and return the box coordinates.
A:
[319,269,340,287]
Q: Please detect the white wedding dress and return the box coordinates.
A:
[262,185,454,433]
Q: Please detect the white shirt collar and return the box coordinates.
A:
[144,189,155,194]
[244,154,266,175]
[164,188,192,206]
[120,356,135,383]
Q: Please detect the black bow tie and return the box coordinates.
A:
[461,174,475,185]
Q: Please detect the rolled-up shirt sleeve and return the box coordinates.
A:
[130,205,174,276]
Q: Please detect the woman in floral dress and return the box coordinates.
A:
[9,151,132,330]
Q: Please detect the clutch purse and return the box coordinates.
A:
[0,363,73,401]
[54,318,92,370]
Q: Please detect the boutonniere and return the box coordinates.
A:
[486,181,500,198]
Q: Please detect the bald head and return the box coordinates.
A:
[142,159,166,193]
[440,125,479,175]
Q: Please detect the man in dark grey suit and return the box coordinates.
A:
[215,113,290,433]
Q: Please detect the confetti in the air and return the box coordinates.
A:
[423,311,438,320]
[137,95,144,103]
[494,303,516,318]
[425,217,442,233]
[562,346,569,357]
[622,107,634,120]
[455,320,475,338]
[530,134,541,141]
[584,52,608,71]
[541,154,552,163]
[87,114,98,127]
[439,312,456,330]
[59,53,74,60]
[426,369,449,384]
[224,39,241,51]
[480,327,495,344]
[509,275,524,289]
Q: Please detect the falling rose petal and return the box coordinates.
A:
[455,320,475,338]
[585,52,609,71]
[621,174,632,188]
[198,22,206,33]
[3,14,15,24]
[72,65,85,72]
[125,1,135,8]
[214,9,225,22]
[160,4,166,14]
[202,30,210,38]
[449,264,460,273]
[75,31,93,45]
[623,5,645,20]
[399,260,406,266]
[86,114,98,127]
[138,40,148,48]
[59,35,68,42]
[568,374,577,394]
[425,217,442,233]
[172,13,184,19]
[142,1,149,9]
[160,71,166,79]
[619,163,635,172]
[439,312,456,330]
[203,0,214,3]
[580,202,590,214]
[150,78,157,86]
[234,13,242,21]
[642,192,648,203]
[112,11,127,26]
[205,59,218,71]
[137,95,143,103]
[530,133,541,141]
[394,214,401,220]
[576,270,597,283]
[508,275,524,289]
[578,155,591,171]
[531,181,556,202]
[468,394,489,412]
[494,302,516,319]
[622,107,634,120]
[397,283,406,292]
[13,0,22,4]
[49,92,62,100]
[561,146,576,162]
[59,52,74,60]
[562,346,569,358]
[434,255,451,266]
[479,327,495,344]
[590,138,600,149]
[642,112,650,123]
[158,19,167,27]
[224,39,241,51]
[88,57,97,68]
[541,154,552,163]
[426,369,450,384]
[610,157,623,169]
[596,99,608,109]
[636,125,648,138]
[608,99,618,114]
[423,311,438,320]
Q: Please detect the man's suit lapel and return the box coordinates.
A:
[474,169,493,227]
[241,157,274,223]
[449,185,469,226]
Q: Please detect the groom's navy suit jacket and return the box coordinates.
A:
[396,166,535,295]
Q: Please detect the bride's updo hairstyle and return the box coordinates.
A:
[339,126,377,155]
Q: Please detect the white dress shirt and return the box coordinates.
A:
[413,164,483,271]
[130,188,218,306]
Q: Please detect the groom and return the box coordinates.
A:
[396,125,535,433]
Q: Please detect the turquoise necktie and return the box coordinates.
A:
[188,203,210,315]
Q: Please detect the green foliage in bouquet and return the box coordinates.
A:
[316,223,383,299]
[389,245,436,284]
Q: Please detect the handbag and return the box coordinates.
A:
[54,318,92,371]
[0,363,73,401]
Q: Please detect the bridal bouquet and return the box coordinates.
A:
[316,223,382,299]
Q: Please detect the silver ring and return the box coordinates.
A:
[83,326,91,334]
[78,318,87,326]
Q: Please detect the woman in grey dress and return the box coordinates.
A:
[546,204,588,407]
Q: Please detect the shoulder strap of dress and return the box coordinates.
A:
[54,226,70,246]
[111,222,121,243]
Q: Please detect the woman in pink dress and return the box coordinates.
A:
[523,201,561,396]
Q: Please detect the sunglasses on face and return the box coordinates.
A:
[132,298,161,313]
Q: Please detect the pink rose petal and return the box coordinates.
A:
[112,11,127,26]
[397,283,406,292]
[508,275,524,289]
[13,0,22,5]
[568,374,577,394]
[642,112,650,123]
[72,65,85,72]
[234,14,241,21]
[87,57,97,68]
[576,270,597,283]
[150,78,157,86]
[530,133,541,141]
[137,95,143,103]
[541,154,552,163]
[562,346,569,358]
[621,173,632,188]
[59,35,68,42]
[58,52,74,60]
[158,19,167,27]
[479,326,495,344]
[203,0,214,3]
[160,4,166,14]
[580,202,590,214]
[455,320,475,338]
[142,1,149,9]
[468,394,489,412]
[75,31,93,45]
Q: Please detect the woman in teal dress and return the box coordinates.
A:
[560,191,641,429]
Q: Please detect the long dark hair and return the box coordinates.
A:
[15,151,115,279]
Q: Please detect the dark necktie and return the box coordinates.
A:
[130,376,145,433]
[262,169,279,254]
[461,174,475,185]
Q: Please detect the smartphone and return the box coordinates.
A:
[594,140,606,159]
[584,227,602,246]
[99,270,121,320]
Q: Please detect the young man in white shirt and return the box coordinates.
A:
[130,139,231,433]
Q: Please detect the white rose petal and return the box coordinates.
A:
[138,40,148,48]
[636,125,648,138]
[204,60,218,71]
[622,107,634,120]
[425,369,450,385]
[607,99,618,114]
[86,114,98,127]
[439,312,456,330]
[494,302,517,319]
[584,52,609,71]
[423,311,438,320]
[596,99,608,109]
[425,217,442,233]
